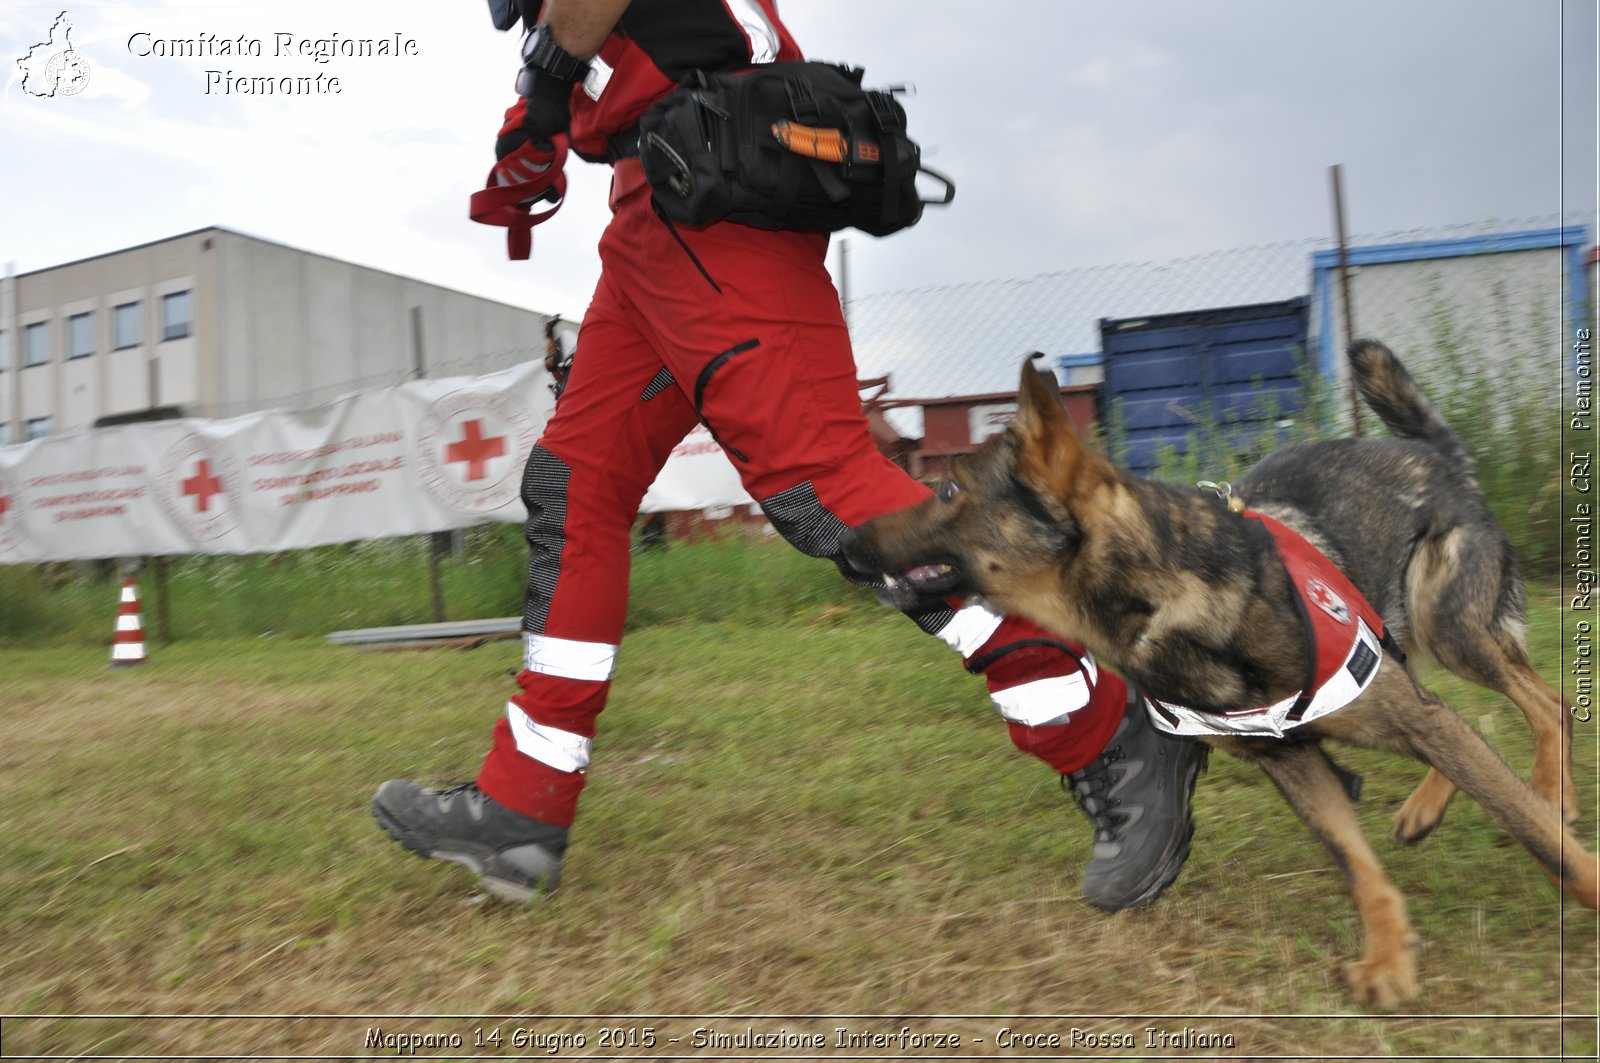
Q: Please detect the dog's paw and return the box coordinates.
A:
[1390,785,1448,845]
[1343,942,1421,1009]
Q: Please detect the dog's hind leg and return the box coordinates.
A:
[1393,528,1576,842]
[1329,666,1598,912]
[1224,738,1421,1007]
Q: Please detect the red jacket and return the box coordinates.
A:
[566,0,803,160]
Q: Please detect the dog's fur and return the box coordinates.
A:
[843,340,1594,1007]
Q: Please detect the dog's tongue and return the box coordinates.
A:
[906,563,948,584]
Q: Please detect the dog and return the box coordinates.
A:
[842,340,1595,1007]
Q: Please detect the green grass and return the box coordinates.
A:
[0,580,1595,1059]
[0,528,868,646]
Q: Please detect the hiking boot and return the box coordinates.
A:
[371,780,567,903]
[1065,695,1208,911]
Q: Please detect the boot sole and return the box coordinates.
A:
[1084,819,1195,911]
[371,797,543,904]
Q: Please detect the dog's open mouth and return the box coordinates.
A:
[893,562,959,590]
[877,559,963,607]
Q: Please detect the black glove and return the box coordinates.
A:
[488,0,545,32]
[496,69,571,160]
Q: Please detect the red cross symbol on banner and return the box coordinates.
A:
[445,418,508,481]
[182,460,224,513]
[1305,577,1351,624]
[0,495,9,521]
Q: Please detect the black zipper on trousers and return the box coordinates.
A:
[694,338,760,462]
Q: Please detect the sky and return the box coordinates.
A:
[1,0,1596,335]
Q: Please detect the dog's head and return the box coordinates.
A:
[842,356,1118,615]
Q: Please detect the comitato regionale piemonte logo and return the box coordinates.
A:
[17,11,92,97]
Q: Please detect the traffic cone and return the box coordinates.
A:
[109,575,148,668]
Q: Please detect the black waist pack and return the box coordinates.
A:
[636,61,954,237]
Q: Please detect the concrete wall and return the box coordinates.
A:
[2,227,551,438]
[2,230,211,438]
[209,230,549,416]
[1312,230,1584,405]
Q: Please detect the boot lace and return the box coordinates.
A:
[1063,746,1130,843]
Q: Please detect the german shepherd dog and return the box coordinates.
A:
[842,341,1595,1006]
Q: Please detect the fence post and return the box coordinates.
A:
[1328,164,1363,436]
[152,554,172,643]
[411,305,448,623]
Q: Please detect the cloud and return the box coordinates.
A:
[2,0,1592,336]
[1066,44,1171,89]
[77,61,152,107]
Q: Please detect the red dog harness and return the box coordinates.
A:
[1146,511,1387,739]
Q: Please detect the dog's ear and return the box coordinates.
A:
[1014,355,1109,500]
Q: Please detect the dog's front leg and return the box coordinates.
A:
[1229,738,1421,1007]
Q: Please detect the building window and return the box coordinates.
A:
[69,312,94,359]
[161,290,192,341]
[24,322,50,368]
[0,422,9,445]
[0,329,7,372]
[114,302,141,349]
[26,416,51,441]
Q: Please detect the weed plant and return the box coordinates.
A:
[1104,331,1565,578]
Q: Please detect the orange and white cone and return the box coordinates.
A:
[110,575,148,668]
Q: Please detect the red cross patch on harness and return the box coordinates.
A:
[1305,576,1351,625]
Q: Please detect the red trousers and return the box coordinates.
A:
[476,161,1125,826]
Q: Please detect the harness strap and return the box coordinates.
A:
[1244,509,1386,721]
[1278,536,1320,722]
[651,201,724,294]
[607,124,642,162]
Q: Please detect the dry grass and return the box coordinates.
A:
[0,600,1595,1060]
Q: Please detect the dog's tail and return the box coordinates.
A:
[1348,339,1474,473]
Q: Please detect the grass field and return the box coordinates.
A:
[0,565,1595,1060]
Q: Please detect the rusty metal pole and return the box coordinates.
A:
[1329,164,1363,436]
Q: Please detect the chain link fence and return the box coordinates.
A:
[201,344,550,422]
[848,210,1595,416]
[196,210,1593,427]
[848,209,1595,577]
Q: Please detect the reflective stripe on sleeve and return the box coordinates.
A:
[523,633,618,682]
[933,603,1006,658]
[725,0,779,64]
[507,704,594,773]
[990,670,1095,727]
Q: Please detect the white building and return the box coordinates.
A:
[0,227,553,442]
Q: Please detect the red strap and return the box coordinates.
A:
[469,132,570,260]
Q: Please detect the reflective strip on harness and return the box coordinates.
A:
[1146,619,1383,739]
[1144,510,1387,739]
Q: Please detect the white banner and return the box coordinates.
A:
[0,362,753,563]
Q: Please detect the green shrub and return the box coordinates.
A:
[1106,330,1561,579]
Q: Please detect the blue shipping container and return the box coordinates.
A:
[1098,297,1310,476]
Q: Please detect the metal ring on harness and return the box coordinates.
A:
[643,132,693,198]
